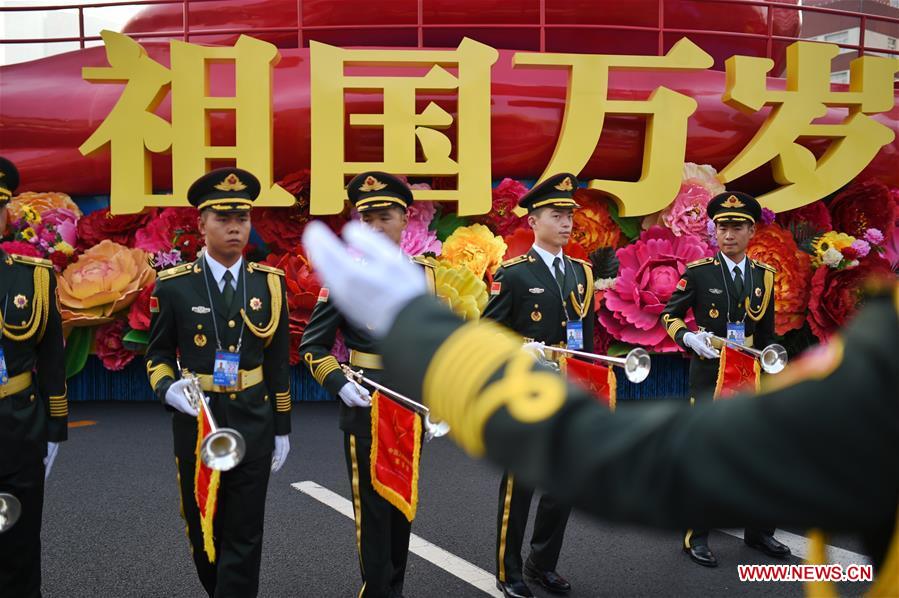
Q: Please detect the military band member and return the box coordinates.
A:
[483,173,594,598]
[298,171,436,598]
[660,191,789,567]
[145,168,292,598]
[301,220,899,594]
[0,157,67,598]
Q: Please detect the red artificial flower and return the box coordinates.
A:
[747,223,813,335]
[0,240,42,258]
[807,255,893,342]
[262,251,322,365]
[95,319,138,371]
[77,207,157,250]
[829,179,896,244]
[127,281,156,331]
[135,208,204,261]
[473,178,528,236]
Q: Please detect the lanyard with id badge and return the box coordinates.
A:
[203,263,247,390]
[0,296,8,384]
[550,255,585,351]
[719,258,751,347]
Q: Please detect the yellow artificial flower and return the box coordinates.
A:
[811,231,856,267]
[430,258,488,320]
[441,223,507,280]
[54,241,75,256]
[21,205,41,224]
[20,227,36,240]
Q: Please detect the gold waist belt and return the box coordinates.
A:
[349,350,383,370]
[196,366,264,394]
[0,371,33,399]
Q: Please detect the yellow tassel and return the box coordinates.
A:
[2,267,49,342]
[240,273,282,346]
[804,530,837,598]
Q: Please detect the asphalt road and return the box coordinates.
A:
[38,402,872,597]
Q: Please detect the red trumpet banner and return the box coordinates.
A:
[714,345,761,400]
[370,391,422,522]
[562,356,617,411]
[194,403,221,563]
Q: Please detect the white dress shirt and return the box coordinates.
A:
[720,252,747,284]
[531,244,565,274]
[204,252,242,292]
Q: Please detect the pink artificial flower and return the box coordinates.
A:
[659,182,716,240]
[401,199,442,255]
[849,239,870,259]
[42,208,80,247]
[598,226,714,352]
[864,228,884,245]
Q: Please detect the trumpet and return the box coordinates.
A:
[708,335,788,374]
[0,493,21,533]
[180,372,247,471]
[341,365,450,442]
[526,342,652,383]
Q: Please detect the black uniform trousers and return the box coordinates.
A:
[496,471,571,583]
[174,414,272,598]
[344,432,412,598]
[0,456,44,598]
[685,357,774,550]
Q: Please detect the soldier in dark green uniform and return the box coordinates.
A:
[660,191,790,567]
[300,220,899,596]
[298,171,436,598]
[483,173,593,598]
[0,157,67,598]
[145,167,292,598]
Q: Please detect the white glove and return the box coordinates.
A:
[302,221,427,338]
[165,378,200,417]
[522,341,546,360]
[338,381,371,408]
[44,442,59,480]
[271,435,290,473]
[684,331,720,359]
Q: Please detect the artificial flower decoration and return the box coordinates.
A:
[598,226,714,352]
[441,223,507,280]
[571,189,621,253]
[58,240,156,327]
[95,319,138,371]
[7,191,82,221]
[428,257,488,320]
[808,256,893,341]
[747,222,812,335]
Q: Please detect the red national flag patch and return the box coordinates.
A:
[676,278,687,292]
[317,288,329,303]
[149,296,160,313]
[490,282,502,295]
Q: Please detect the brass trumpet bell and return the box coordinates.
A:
[0,493,22,534]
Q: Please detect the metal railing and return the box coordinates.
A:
[1,0,897,61]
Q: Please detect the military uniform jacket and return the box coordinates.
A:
[661,252,775,396]
[298,257,436,437]
[382,286,899,569]
[0,251,66,473]
[484,248,594,353]
[145,257,291,462]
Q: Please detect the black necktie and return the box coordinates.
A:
[222,270,235,310]
[553,257,565,289]
[732,265,744,298]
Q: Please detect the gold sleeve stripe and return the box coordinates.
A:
[424,320,566,456]
[662,314,687,340]
[147,362,176,391]
[275,391,291,398]
[49,393,68,417]
[314,363,341,386]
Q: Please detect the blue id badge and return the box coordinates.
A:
[213,351,240,388]
[566,320,584,350]
[726,322,746,346]
[0,347,7,384]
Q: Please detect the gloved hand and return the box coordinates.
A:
[271,435,290,473]
[165,378,200,417]
[302,221,427,338]
[522,341,546,360]
[684,331,720,359]
[44,442,59,480]
[338,381,372,408]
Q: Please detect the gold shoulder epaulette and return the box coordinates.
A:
[752,259,777,273]
[249,262,285,276]
[686,257,714,268]
[501,255,528,268]
[411,255,437,269]
[11,254,53,268]
[158,263,194,281]
[569,256,591,267]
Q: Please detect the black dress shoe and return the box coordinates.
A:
[523,562,571,594]
[745,533,792,558]
[684,544,719,568]
[496,579,534,598]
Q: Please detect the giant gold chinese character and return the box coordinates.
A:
[80,30,293,214]
[310,39,498,215]
[513,38,714,216]
[720,42,898,212]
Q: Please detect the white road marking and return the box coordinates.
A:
[293,481,502,597]
[720,529,870,567]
